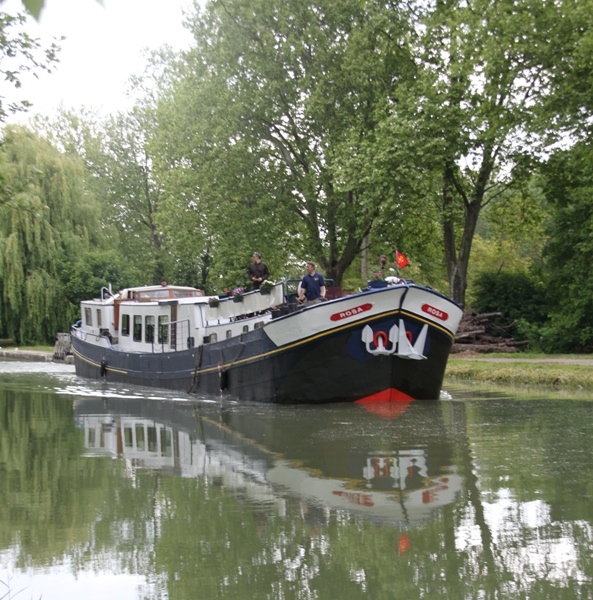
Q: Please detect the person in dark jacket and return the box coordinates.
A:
[248,252,270,290]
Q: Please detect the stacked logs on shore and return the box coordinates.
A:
[452,310,530,354]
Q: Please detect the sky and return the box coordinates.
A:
[2,0,195,123]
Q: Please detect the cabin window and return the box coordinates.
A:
[145,315,155,344]
[133,315,142,342]
[226,330,232,339]
[209,333,217,343]
[123,426,133,448]
[147,426,158,452]
[96,309,102,328]
[121,314,130,337]
[158,315,169,344]
[84,307,92,326]
[242,325,249,333]
[135,425,145,450]
[160,428,172,457]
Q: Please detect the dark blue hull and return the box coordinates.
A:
[71,305,455,403]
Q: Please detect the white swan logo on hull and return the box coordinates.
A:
[361,320,428,360]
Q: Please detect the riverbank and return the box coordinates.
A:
[446,354,593,391]
[0,348,74,364]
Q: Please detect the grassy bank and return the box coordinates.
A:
[0,345,54,353]
[446,355,593,391]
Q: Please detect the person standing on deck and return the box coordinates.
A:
[297,261,326,306]
[248,252,270,290]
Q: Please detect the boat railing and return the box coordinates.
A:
[71,324,114,349]
[154,318,194,352]
[205,284,284,322]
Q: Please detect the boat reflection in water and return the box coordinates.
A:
[73,396,462,527]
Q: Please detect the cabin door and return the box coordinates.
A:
[157,307,174,352]
[170,305,178,351]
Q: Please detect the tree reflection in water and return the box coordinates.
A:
[0,365,592,599]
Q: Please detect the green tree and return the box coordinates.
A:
[92,108,170,283]
[539,140,593,352]
[0,125,103,343]
[464,176,548,309]
[472,271,549,343]
[46,107,172,285]
[543,0,593,140]
[0,0,103,20]
[373,0,587,306]
[60,249,138,309]
[0,11,61,121]
[154,0,416,286]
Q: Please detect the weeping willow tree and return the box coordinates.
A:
[0,125,103,343]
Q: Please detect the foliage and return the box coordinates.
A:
[59,249,138,308]
[0,125,104,343]
[149,27,311,291]
[0,387,145,573]
[466,179,548,305]
[3,0,104,20]
[152,0,418,286]
[472,271,549,343]
[536,140,593,353]
[542,0,593,142]
[475,182,548,266]
[148,0,591,302]
[54,107,171,283]
[2,0,593,351]
[0,11,61,121]
[370,0,586,306]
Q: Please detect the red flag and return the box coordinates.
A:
[398,533,411,555]
[395,251,409,269]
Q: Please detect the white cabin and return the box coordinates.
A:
[77,283,285,354]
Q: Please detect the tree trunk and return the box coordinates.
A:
[321,230,368,287]
[317,189,374,287]
[361,234,370,281]
[442,163,483,307]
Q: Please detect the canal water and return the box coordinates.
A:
[1,359,592,599]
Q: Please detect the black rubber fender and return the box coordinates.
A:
[219,368,228,390]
